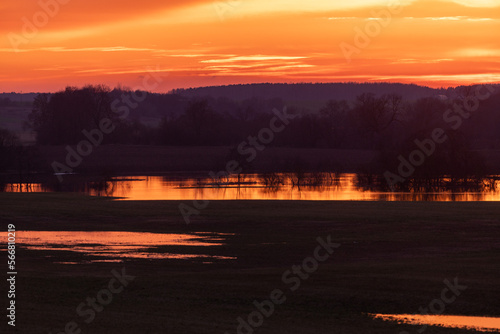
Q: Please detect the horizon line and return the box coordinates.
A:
[2,80,500,95]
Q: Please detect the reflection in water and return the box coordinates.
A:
[1,182,46,193]
[371,314,500,332]
[7,231,235,263]
[2,173,500,201]
[0,176,134,197]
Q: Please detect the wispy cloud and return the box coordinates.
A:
[1,0,499,92]
[201,55,308,63]
[444,0,500,7]
[327,17,358,20]
[465,17,494,21]
[391,58,455,64]
[423,16,464,20]
[41,46,157,52]
[403,16,496,21]
[453,48,500,57]
[0,46,160,53]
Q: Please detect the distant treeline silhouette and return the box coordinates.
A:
[26,84,500,151]
[1,83,500,181]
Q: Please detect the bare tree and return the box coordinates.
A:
[185,99,213,144]
[354,93,402,147]
[320,100,349,148]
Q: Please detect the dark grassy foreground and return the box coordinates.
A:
[1,193,500,334]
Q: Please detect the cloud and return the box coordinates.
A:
[201,55,307,63]
[391,58,455,64]
[414,16,496,21]
[241,0,415,13]
[40,46,157,52]
[453,48,500,57]
[327,17,358,20]
[444,0,500,7]
[422,16,463,20]
[1,0,499,92]
[0,0,209,31]
[0,46,160,53]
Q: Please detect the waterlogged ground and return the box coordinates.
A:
[371,314,500,332]
[1,194,500,333]
[7,231,235,263]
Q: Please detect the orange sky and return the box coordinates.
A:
[1,0,500,92]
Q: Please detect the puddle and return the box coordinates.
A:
[371,314,500,332]
[3,231,235,263]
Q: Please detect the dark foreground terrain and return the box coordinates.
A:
[34,145,500,175]
[1,194,500,333]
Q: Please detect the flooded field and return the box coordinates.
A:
[3,173,500,201]
[2,194,499,333]
[371,314,500,332]
[4,231,235,263]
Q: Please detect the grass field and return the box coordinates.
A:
[1,193,500,333]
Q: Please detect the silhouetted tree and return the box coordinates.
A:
[0,128,17,172]
[320,100,350,148]
[29,85,114,144]
[0,97,11,107]
[184,99,213,144]
[0,128,42,181]
[353,93,402,148]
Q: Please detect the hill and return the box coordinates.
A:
[173,82,448,102]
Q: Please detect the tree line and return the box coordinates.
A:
[1,84,499,178]
[25,85,500,151]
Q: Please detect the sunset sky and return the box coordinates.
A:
[1,0,500,92]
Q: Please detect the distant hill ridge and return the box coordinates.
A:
[172,82,449,101]
[3,82,500,103]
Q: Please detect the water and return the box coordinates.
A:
[3,231,235,263]
[3,173,500,201]
[371,314,500,332]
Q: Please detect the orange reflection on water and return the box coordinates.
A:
[371,314,500,332]
[4,174,500,201]
[2,183,48,193]
[108,175,500,201]
[8,231,235,262]
[108,175,382,201]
